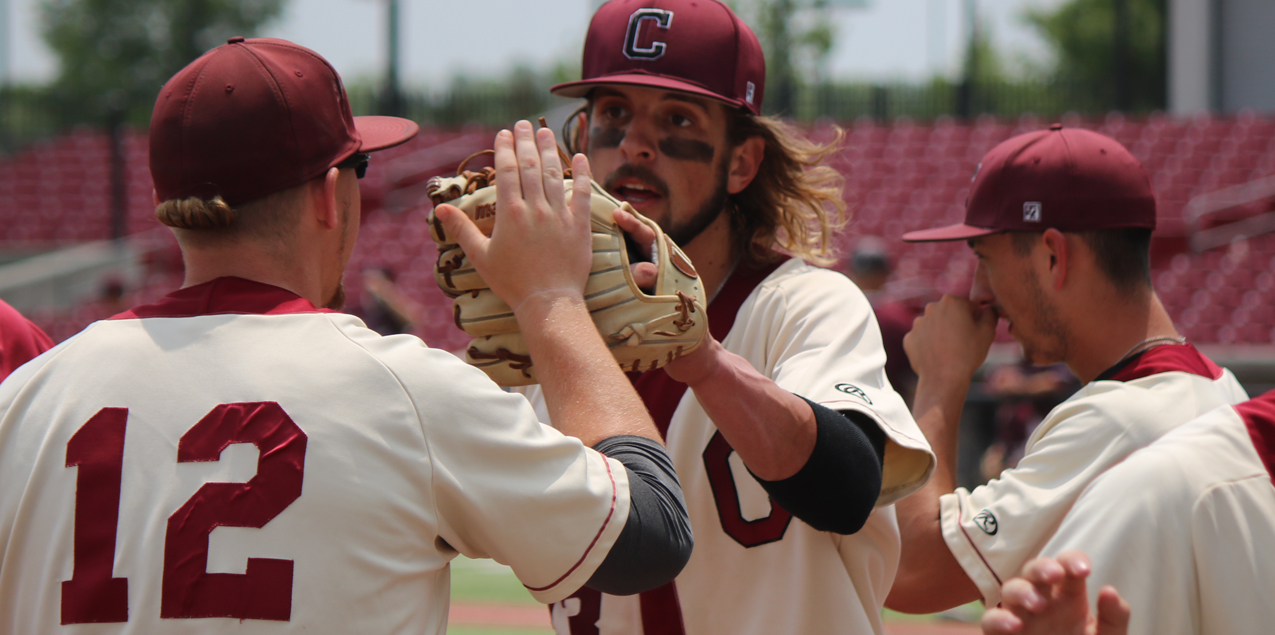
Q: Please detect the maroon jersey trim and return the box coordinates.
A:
[624,260,783,634]
[955,505,1005,590]
[1235,391,1275,487]
[1098,343,1223,383]
[629,260,784,438]
[523,456,620,593]
[109,277,336,320]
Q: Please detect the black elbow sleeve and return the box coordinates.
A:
[753,396,886,535]
[584,435,693,595]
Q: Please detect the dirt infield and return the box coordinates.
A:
[450,602,550,628]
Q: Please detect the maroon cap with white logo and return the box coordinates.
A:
[150,37,418,207]
[903,124,1156,242]
[551,0,766,115]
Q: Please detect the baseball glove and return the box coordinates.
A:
[425,151,708,386]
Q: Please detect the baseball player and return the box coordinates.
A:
[0,38,694,633]
[1024,389,1275,635]
[520,1,935,633]
[0,298,53,379]
[887,126,1249,613]
[982,552,1130,635]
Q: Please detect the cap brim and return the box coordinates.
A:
[551,74,749,112]
[354,116,419,152]
[901,223,1003,243]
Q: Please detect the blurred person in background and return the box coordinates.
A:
[0,299,53,380]
[357,266,422,335]
[847,236,919,406]
[978,359,1078,480]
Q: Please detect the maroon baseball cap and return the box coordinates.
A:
[903,124,1156,242]
[150,37,418,207]
[551,0,765,115]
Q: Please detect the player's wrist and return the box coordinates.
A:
[915,363,979,392]
[664,336,726,387]
[510,287,587,324]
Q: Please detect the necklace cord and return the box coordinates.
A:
[1116,335,1187,365]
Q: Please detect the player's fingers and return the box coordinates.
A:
[538,127,566,212]
[1095,586,1131,635]
[1000,578,1048,616]
[513,120,545,206]
[630,262,658,291]
[569,154,594,223]
[1053,551,1092,598]
[434,204,489,265]
[493,129,520,219]
[980,607,1025,635]
[1020,556,1067,589]
[614,208,658,258]
[975,301,999,331]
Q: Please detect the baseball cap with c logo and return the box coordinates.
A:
[551,0,766,115]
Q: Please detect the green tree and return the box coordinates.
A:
[1025,0,1166,112]
[40,0,287,126]
[732,0,838,116]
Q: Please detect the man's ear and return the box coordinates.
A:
[576,110,590,155]
[727,136,764,195]
[1041,228,1070,291]
[314,167,340,229]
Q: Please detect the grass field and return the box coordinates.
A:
[445,556,982,634]
[448,556,551,635]
[450,556,543,607]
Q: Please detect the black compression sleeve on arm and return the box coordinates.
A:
[752,396,887,534]
[584,435,693,595]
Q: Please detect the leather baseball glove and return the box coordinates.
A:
[425,151,708,386]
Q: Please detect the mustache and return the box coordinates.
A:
[603,164,670,198]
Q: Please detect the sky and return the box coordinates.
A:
[2,0,1069,88]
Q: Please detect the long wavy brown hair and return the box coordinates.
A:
[564,105,848,267]
[725,113,847,267]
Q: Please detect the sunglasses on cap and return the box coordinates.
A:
[337,153,370,179]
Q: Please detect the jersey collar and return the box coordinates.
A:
[1093,343,1223,383]
[1236,391,1275,485]
[110,277,335,320]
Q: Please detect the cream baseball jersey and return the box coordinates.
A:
[1039,391,1275,635]
[940,344,1248,606]
[0,277,630,634]
[520,259,934,635]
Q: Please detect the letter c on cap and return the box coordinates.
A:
[624,9,674,60]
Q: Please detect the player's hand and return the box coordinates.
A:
[662,333,725,386]
[614,207,659,291]
[434,121,594,314]
[981,552,1130,635]
[904,294,996,386]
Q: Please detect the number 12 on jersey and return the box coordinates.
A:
[61,402,307,625]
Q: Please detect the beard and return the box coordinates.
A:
[325,199,355,311]
[1015,271,1069,366]
[324,281,346,310]
[602,156,733,249]
[666,158,731,248]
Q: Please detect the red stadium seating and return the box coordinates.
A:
[6,114,1275,348]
